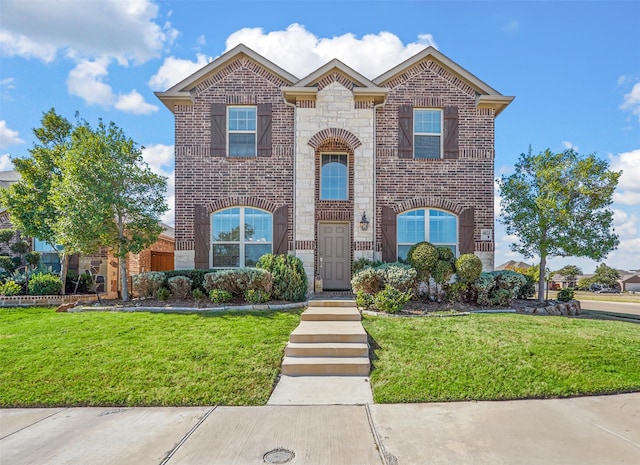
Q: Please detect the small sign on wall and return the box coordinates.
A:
[481,229,493,241]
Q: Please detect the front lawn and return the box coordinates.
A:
[363,313,640,403]
[0,307,301,407]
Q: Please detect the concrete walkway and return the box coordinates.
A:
[1,394,638,464]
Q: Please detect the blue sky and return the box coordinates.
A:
[1,0,639,273]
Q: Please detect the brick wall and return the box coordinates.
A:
[173,56,294,265]
[375,59,496,260]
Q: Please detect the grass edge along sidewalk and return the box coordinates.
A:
[0,307,301,407]
[363,313,640,404]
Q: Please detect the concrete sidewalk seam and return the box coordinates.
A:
[0,407,67,441]
[555,402,640,449]
[159,406,217,465]
[366,403,393,465]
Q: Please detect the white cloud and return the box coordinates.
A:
[620,82,640,122]
[148,53,211,90]
[141,144,174,225]
[67,58,158,114]
[224,23,437,79]
[1,77,15,100]
[114,90,158,115]
[0,120,24,148]
[502,20,519,33]
[612,209,638,238]
[562,141,579,151]
[0,153,14,171]
[0,0,175,64]
[610,149,640,206]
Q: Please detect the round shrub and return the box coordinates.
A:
[256,253,307,302]
[132,271,165,298]
[1,280,21,296]
[244,289,271,304]
[373,285,413,314]
[204,268,272,296]
[455,254,483,283]
[168,276,193,300]
[378,262,417,292]
[432,257,455,285]
[407,242,438,282]
[209,289,232,304]
[28,273,62,296]
[351,258,383,276]
[355,290,375,310]
[474,272,496,306]
[557,288,575,302]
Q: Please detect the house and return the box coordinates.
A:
[620,272,640,293]
[0,170,174,296]
[156,44,514,291]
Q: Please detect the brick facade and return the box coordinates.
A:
[157,44,513,289]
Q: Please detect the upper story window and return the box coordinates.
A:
[397,208,457,261]
[228,106,257,157]
[414,109,442,159]
[211,207,272,268]
[320,154,348,200]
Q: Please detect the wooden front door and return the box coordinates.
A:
[318,222,350,290]
[151,252,174,271]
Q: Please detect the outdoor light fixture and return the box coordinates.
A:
[359,212,369,231]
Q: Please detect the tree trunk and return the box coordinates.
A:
[120,253,129,302]
[59,254,70,296]
[538,254,546,303]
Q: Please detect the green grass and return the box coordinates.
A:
[363,313,640,403]
[547,290,640,303]
[0,307,301,407]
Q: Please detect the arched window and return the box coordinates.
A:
[397,209,457,261]
[211,207,272,267]
[320,154,348,200]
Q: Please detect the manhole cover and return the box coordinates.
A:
[263,448,295,463]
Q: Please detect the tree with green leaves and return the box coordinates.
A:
[499,148,620,302]
[54,119,167,301]
[556,264,583,287]
[0,109,77,290]
[592,263,620,288]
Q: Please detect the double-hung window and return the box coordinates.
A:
[414,109,442,159]
[211,207,272,267]
[397,208,457,261]
[228,106,257,157]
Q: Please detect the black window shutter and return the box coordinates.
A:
[273,205,288,254]
[257,103,272,157]
[381,206,397,262]
[398,105,413,159]
[443,106,459,159]
[459,207,474,255]
[194,205,210,269]
[210,103,226,157]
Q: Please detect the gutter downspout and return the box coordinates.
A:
[283,93,297,256]
[372,97,387,261]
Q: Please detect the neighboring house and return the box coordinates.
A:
[619,272,640,293]
[0,170,174,296]
[156,44,514,291]
[495,261,532,272]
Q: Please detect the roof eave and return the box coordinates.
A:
[477,95,515,116]
[154,91,193,113]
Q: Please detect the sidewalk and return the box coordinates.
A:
[2,393,638,464]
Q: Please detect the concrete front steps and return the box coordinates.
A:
[281,300,370,376]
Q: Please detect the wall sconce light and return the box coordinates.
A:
[359,211,369,231]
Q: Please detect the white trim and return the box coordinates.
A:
[319,152,349,201]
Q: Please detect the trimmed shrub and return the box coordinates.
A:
[446,281,470,303]
[192,288,206,304]
[351,257,383,276]
[132,271,165,298]
[203,268,273,296]
[164,269,213,293]
[0,256,16,273]
[168,276,193,299]
[351,267,384,295]
[474,272,496,306]
[244,289,271,304]
[473,270,527,306]
[407,242,438,282]
[256,254,307,302]
[156,287,170,301]
[355,290,375,310]
[517,273,536,299]
[557,288,575,302]
[25,251,41,269]
[1,280,22,296]
[377,262,417,293]
[455,254,483,283]
[209,289,233,304]
[373,285,413,314]
[28,273,62,295]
